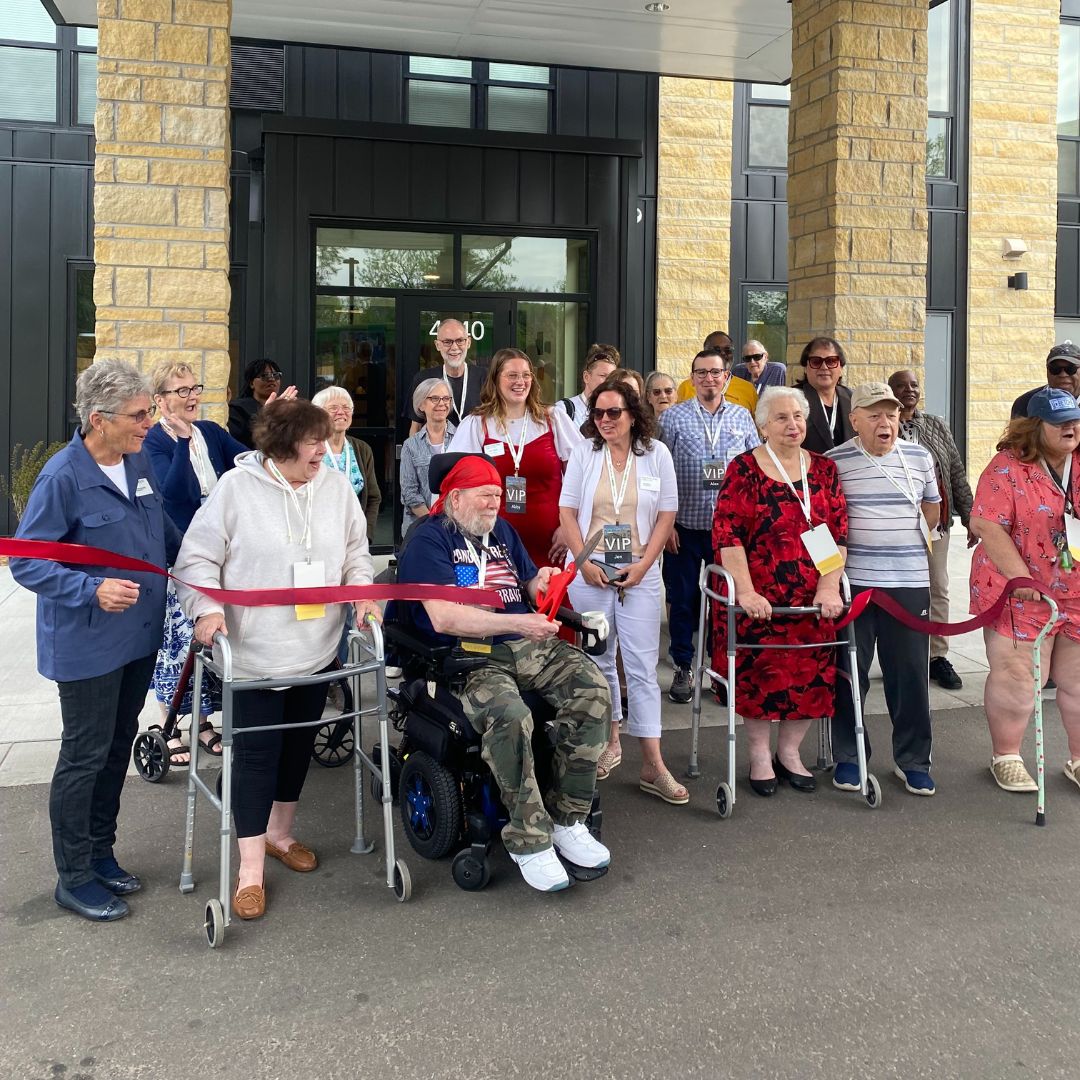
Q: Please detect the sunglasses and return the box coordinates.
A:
[256,371,283,382]
[592,407,626,421]
[743,353,765,362]
[1049,362,1079,376]
[807,355,842,369]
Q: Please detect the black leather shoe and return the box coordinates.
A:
[54,882,130,922]
[748,771,778,797]
[92,857,142,895]
[773,756,817,792]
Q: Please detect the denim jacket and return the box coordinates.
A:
[11,430,182,681]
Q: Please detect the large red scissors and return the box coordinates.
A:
[535,530,605,621]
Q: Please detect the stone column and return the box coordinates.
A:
[966,0,1059,472]
[93,0,232,420]
[655,77,734,378]
[786,0,928,384]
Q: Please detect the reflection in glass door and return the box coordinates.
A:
[313,293,397,549]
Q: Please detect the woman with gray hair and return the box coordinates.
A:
[711,385,849,797]
[644,371,677,417]
[311,385,381,541]
[11,359,182,922]
[399,377,456,540]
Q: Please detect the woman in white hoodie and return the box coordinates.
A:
[175,399,377,921]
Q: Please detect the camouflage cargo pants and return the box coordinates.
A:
[458,636,610,855]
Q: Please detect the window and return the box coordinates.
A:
[927,0,955,180]
[746,84,789,170]
[0,0,58,123]
[461,235,588,293]
[742,287,787,364]
[69,263,96,424]
[316,229,456,289]
[1061,21,1080,197]
[73,28,97,127]
[406,55,552,133]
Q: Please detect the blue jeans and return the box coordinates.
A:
[52,654,157,888]
[665,525,713,668]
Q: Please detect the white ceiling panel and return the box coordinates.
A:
[51,0,793,83]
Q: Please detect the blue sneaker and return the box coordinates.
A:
[894,766,936,796]
[832,762,862,791]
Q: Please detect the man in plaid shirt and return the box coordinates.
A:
[658,347,760,702]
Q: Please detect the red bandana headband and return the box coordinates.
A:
[430,456,503,517]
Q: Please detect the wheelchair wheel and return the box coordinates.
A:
[133,730,170,783]
[399,751,462,860]
[451,849,491,891]
[312,718,355,767]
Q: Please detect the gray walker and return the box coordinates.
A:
[180,616,411,948]
[686,563,882,816]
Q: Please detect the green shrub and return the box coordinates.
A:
[1,441,68,522]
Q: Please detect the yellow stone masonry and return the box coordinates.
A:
[786,0,928,386]
[655,78,734,378]
[92,0,232,419]
[965,0,1059,475]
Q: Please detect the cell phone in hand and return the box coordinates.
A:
[588,557,629,585]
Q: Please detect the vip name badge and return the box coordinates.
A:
[504,474,526,514]
[1066,515,1080,561]
[702,458,726,490]
[293,560,326,621]
[602,523,632,565]
[799,524,844,575]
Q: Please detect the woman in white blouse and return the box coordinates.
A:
[559,377,686,805]
[448,347,583,567]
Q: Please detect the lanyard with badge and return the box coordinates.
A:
[602,445,634,565]
[700,403,727,490]
[1042,455,1079,571]
[822,399,839,440]
[500,415,529,513]
[267,459,324,620]
[763,444,844,574]
[855,439,932,551]
[459,533,494,653]
[445,364,468,424]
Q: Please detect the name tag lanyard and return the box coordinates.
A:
[699,402,723,456]
[445,364,468,424]
[855,439,921,516]
[764,443,812,524]
[822,398,839,438]
[267,459,314,556]
[1041,454,1074,516]
[500,414,530,476]
[461,533,490,587]
[604,444,633,523]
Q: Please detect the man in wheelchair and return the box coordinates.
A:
[396,453,611,892]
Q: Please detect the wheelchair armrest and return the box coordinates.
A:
[384,622,487,688]
[555,607,604,655]
[384,622,452,666]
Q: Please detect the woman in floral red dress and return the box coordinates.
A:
[712,386,849,797]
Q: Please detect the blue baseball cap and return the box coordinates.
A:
[1027,386,1080,424]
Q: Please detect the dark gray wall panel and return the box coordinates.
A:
[445,145,484,222]
[1058,225,1080,317]
[518,151,553,225]
[555,70,588,137]
[928,209,960,310]
[482,149,519,223]
[334,138,373,218]
[337,50,371,122]
[409,143,449,222]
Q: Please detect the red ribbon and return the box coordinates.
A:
[0,538,507,610]
[833,576,1052,635]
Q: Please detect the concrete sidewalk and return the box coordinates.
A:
[0,540,992,786]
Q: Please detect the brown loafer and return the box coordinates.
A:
[232,883,266,920]
[265,839,318,872]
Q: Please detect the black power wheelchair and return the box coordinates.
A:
[373,604,609,892]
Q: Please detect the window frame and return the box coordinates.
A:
[1061,16,1080,200]
[0,38,61,126]
[744,84,789,174]
[71,28,97,129]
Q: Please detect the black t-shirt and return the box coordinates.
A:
[396,515,537,647]
[404,364,488,425]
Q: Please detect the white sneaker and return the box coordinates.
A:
[552,821,611,868]
[385,665,403,679]
[508,847,570,892]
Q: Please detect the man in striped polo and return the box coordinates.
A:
[826,381,941,796]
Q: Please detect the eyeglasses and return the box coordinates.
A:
[102,405,158,423]
[1049,362,1079,376]
[500,372,533,384]
[807,355,842,369]
[692,368,728,379]
[256,371,283,382]
[715,347,734,358]
[649,386,675,396]
[437,337,469,348]
[326,405,353,415]
[160,384,204,399]
[743,353,765,362]
[426,395,452,405]
[592,407,626,421]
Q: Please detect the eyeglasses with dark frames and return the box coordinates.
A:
[806,355,842,369]
[437,337,469,348]
[592,407,626,421]
[425,395,453,405]
[692,367,728,379]
[256,370,283,382]
[743,353,765,362]
[160,384,204,399]
[1049,362,1079,376]
[101,405,158,423]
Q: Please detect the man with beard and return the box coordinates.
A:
[396,453,611,892]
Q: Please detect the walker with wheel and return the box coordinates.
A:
[686,563,881,816]
[178,614,411,949]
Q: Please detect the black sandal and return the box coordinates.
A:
[167,736,191,767]
[198,721,223,757]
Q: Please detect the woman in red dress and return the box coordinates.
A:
[448,347,584,569]
[712,386,849,797]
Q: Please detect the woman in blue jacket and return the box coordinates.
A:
[144,361,248,766]
[12,359,181,922]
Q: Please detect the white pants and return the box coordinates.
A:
[569,562,663,739]
[928,530,951,660]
